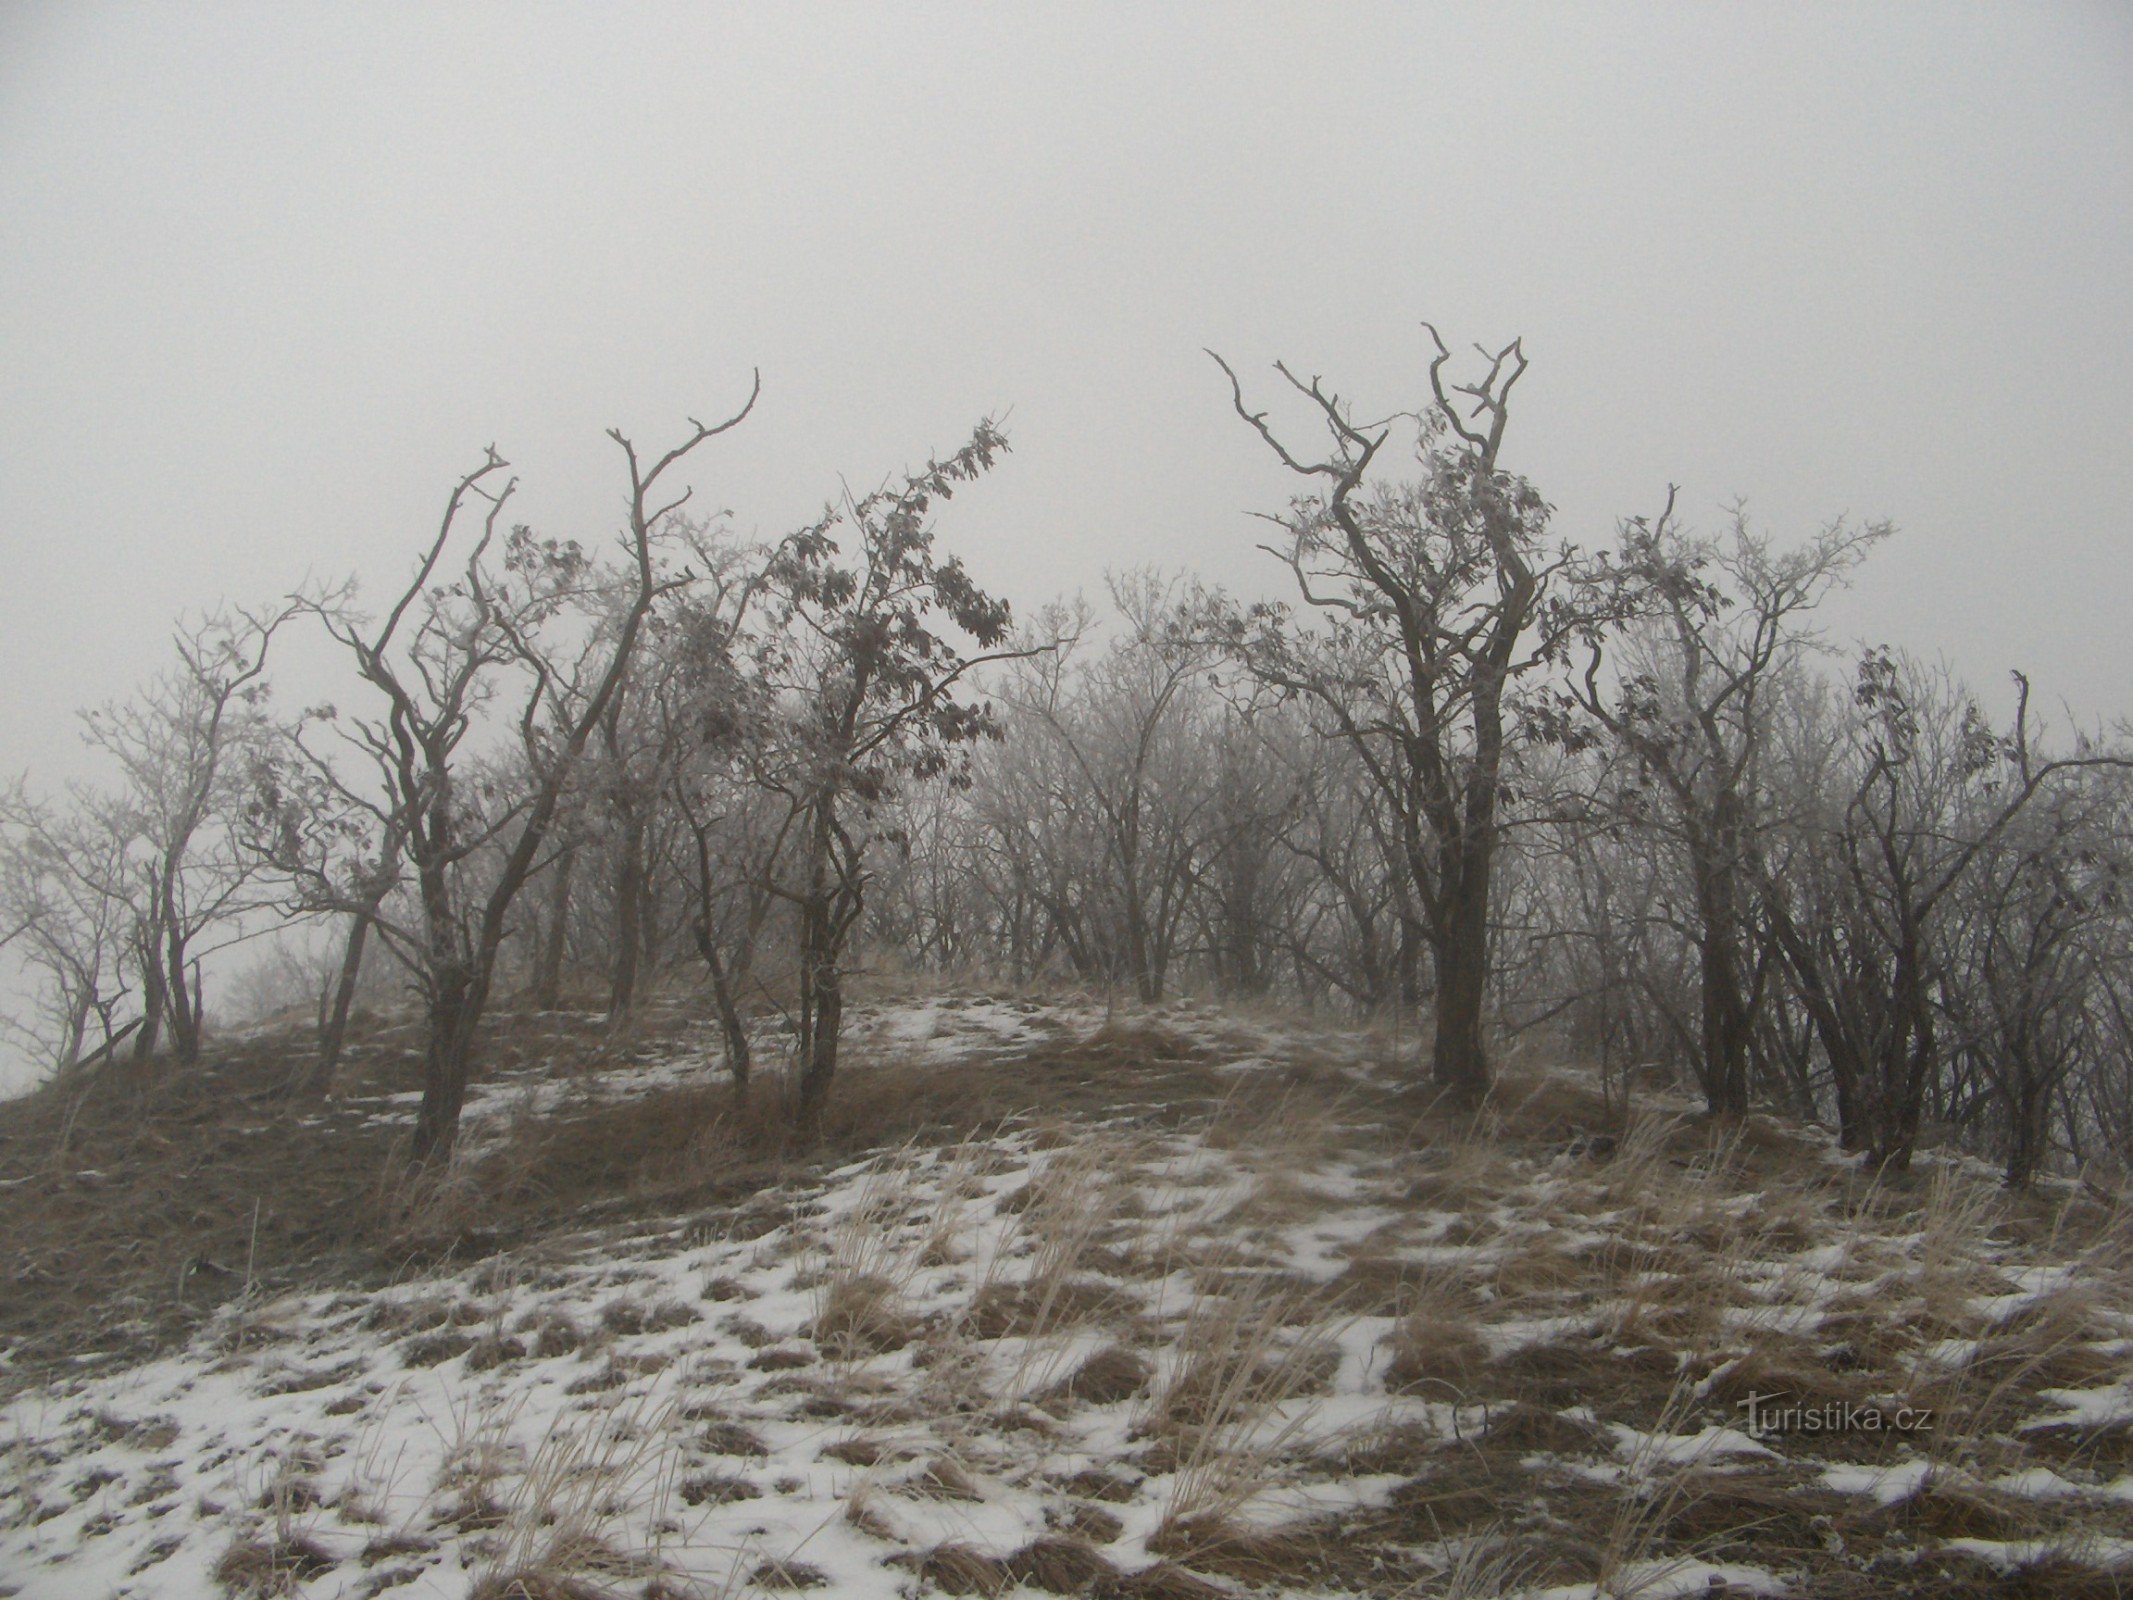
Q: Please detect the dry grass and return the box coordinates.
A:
[0,1000,1251,1391]
[1699,1335,1868,1416]
[1044,1344,1152,1405]
[464,1389,684,1600]
[1136,1273,1346,1534]
[1582,1374,1738,1597]
[1004,1533,1120,1592]
[806,1155,931,1361]
[0,1046,402,1382]
[1383,1280,1490,1401]
[811,1272,921,1359]
[210,1531,336,1596]
[19,985,2133,1599]
[1650,1465,1850,1572]
[904,1542,1009,1595]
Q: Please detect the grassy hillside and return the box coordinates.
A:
[3,988,2131,1598]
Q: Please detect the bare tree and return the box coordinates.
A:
[1940,784,2125,1185]
[243,737,406,1094]
[290,378,758,1161]
[1761,659,2132,1171]
[1571,507,1888,1114]
[0,785,137,1071]
[80,606,294,1063]
[591,616,668,1020]
[988,573,1229,1003]
[654,542,782,1093]
[1214,325,1583,1104]
[1254,712,1416,1009]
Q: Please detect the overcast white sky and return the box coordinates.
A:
[1,5,2129,771]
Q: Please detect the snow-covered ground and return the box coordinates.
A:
[2,1122,1415,1597]
[5,994,2132,1598]
[334,995,1115,1157]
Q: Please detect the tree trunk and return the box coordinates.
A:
[411,968,480,1164]
[1696,931,1752,1117]
[1867,941,1936,1173]
[532,847,575,1010]
[410,842,477,1163]
[712,963,754,1097]
[303,908,373,1096]
[794,950,842,1134]
[608,813,646,1020]
[1396,915,1426,1011]
[2005,1056,2044,1188]
[1431,875,1492,1106]
[60,994,91,1074]
[794,804,847,1135]
[794,881,842,1135]
[693,918,754,1096]
[1687,817,1755,1117]
[180,960,201,1059]
[167,935,202,1065]
[133,943,166,1063]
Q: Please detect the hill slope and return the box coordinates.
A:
[4,991,2132,1599]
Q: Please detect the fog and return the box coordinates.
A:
[2,3,2129,1087]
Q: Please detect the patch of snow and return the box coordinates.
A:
[1606,1422,1775,1469]
[1993,1466,2094,1501]
[1526,1556,1789,1598]
[1943,1534,2133,1573]
[1820,1457,1935,1504]
[2027,1380,2133,1430]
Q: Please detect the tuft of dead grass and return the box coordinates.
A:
[1382,1270,1490,1399]
[750,1556,828,1589]
[908,1454,983,1501]
[1145,1512,1385,1593]
[963,1276,1119,1341]
[1650,1466,1850,1570]
[810,1273,920,1358]
[460,1389,683,1600]
[1096,1560,1234,1600]
[895,1541,1011,1595]
[1489,1335,1685,1428]
[1045,1344,1153,1405]
[1005,1534,1120,1594]
[465,1565,633,1600]
[211,1532,336,1596]
[1049,1500,1126,1544]
[1479,1400,1609,1457]
[1135,1275,1346,1536]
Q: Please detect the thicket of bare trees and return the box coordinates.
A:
[7,330,2132,1187]
[2,607,290,1071]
